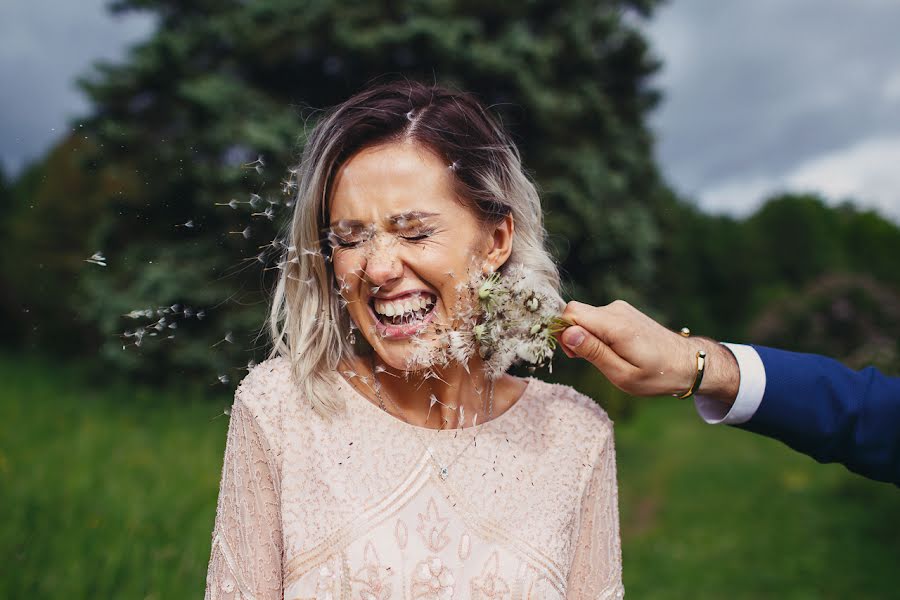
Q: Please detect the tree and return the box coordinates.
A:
[67,0,669,388]
[748,274,900,375]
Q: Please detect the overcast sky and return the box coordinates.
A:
[645,0,900,221]
[2,0,899,222]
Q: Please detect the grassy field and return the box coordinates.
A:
[2,352,898,598]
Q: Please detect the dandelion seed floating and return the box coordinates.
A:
[176,220,194,228]
[243,155,265,174]
[251,206,275,221]
[211,331,234,348]
[215,199,241,209]
[217,374,230,385]
[228,226,252,239]
[85,251,107,267]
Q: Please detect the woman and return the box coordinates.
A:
[204,81,623,599]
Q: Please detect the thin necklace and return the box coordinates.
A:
[370,355,493,481]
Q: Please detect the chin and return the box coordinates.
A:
[369,335,440,374]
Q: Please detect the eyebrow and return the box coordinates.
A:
[329,211,440,228]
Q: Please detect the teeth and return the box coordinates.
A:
[373,294,436,319]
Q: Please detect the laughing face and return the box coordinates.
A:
[328,140,510,372]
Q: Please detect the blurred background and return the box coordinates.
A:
[1,0,898,597]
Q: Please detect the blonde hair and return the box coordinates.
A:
[264,80,562,418]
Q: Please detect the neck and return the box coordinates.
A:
[347,353,493,429]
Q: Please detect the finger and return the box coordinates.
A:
[553,327,576,358]
[562,301,620,345]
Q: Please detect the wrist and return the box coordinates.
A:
[694,339,739,405]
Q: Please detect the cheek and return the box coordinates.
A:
[333,251,362,280]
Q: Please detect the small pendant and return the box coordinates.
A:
[439,466,449,480]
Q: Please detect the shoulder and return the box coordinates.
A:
[232,355,294,440]
[521,377,615,448]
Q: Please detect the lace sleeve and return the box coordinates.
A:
[204,395,283,600]
[566,425,624,599]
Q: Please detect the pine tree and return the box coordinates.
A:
[73,0,668,385]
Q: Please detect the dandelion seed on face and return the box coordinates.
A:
[404,264,569,379]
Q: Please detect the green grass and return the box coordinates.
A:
[0,353,230,599]
[2,352,898,598]
[616,399,900,599]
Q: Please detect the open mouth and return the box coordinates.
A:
[369,292,438,338]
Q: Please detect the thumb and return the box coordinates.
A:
[561,325,626,376]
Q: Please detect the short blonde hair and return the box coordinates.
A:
[265,80,561,418]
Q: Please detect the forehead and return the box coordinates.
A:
[329,141,463,223]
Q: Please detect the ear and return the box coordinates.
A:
[484,213,514,273]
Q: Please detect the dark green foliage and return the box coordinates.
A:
[54,0,669,389]
[748,274,900,374]
[4,1,900,406]
[653,193,900,372]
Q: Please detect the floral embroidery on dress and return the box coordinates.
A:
[204,359,623,600]
[470,551,511,599]
[315,563,339,600]
[394,518,409,550]
[457,532,471,560]
[351,541,393,600]
[416,497,451,552]
[412,556,455,599]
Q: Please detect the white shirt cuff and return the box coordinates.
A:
[694,343,766,425]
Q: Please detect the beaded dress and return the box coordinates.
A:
[204,356,623,599]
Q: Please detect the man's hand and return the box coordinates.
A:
[557,300,740,403]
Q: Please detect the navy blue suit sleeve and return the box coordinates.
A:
[736,345,900,486]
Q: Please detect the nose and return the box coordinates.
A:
[362,236,404,287]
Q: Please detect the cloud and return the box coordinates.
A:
[644,0,900,222]
[698,135,900,222]
[0,0,154,175]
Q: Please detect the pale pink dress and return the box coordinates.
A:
[204,356,623,599]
